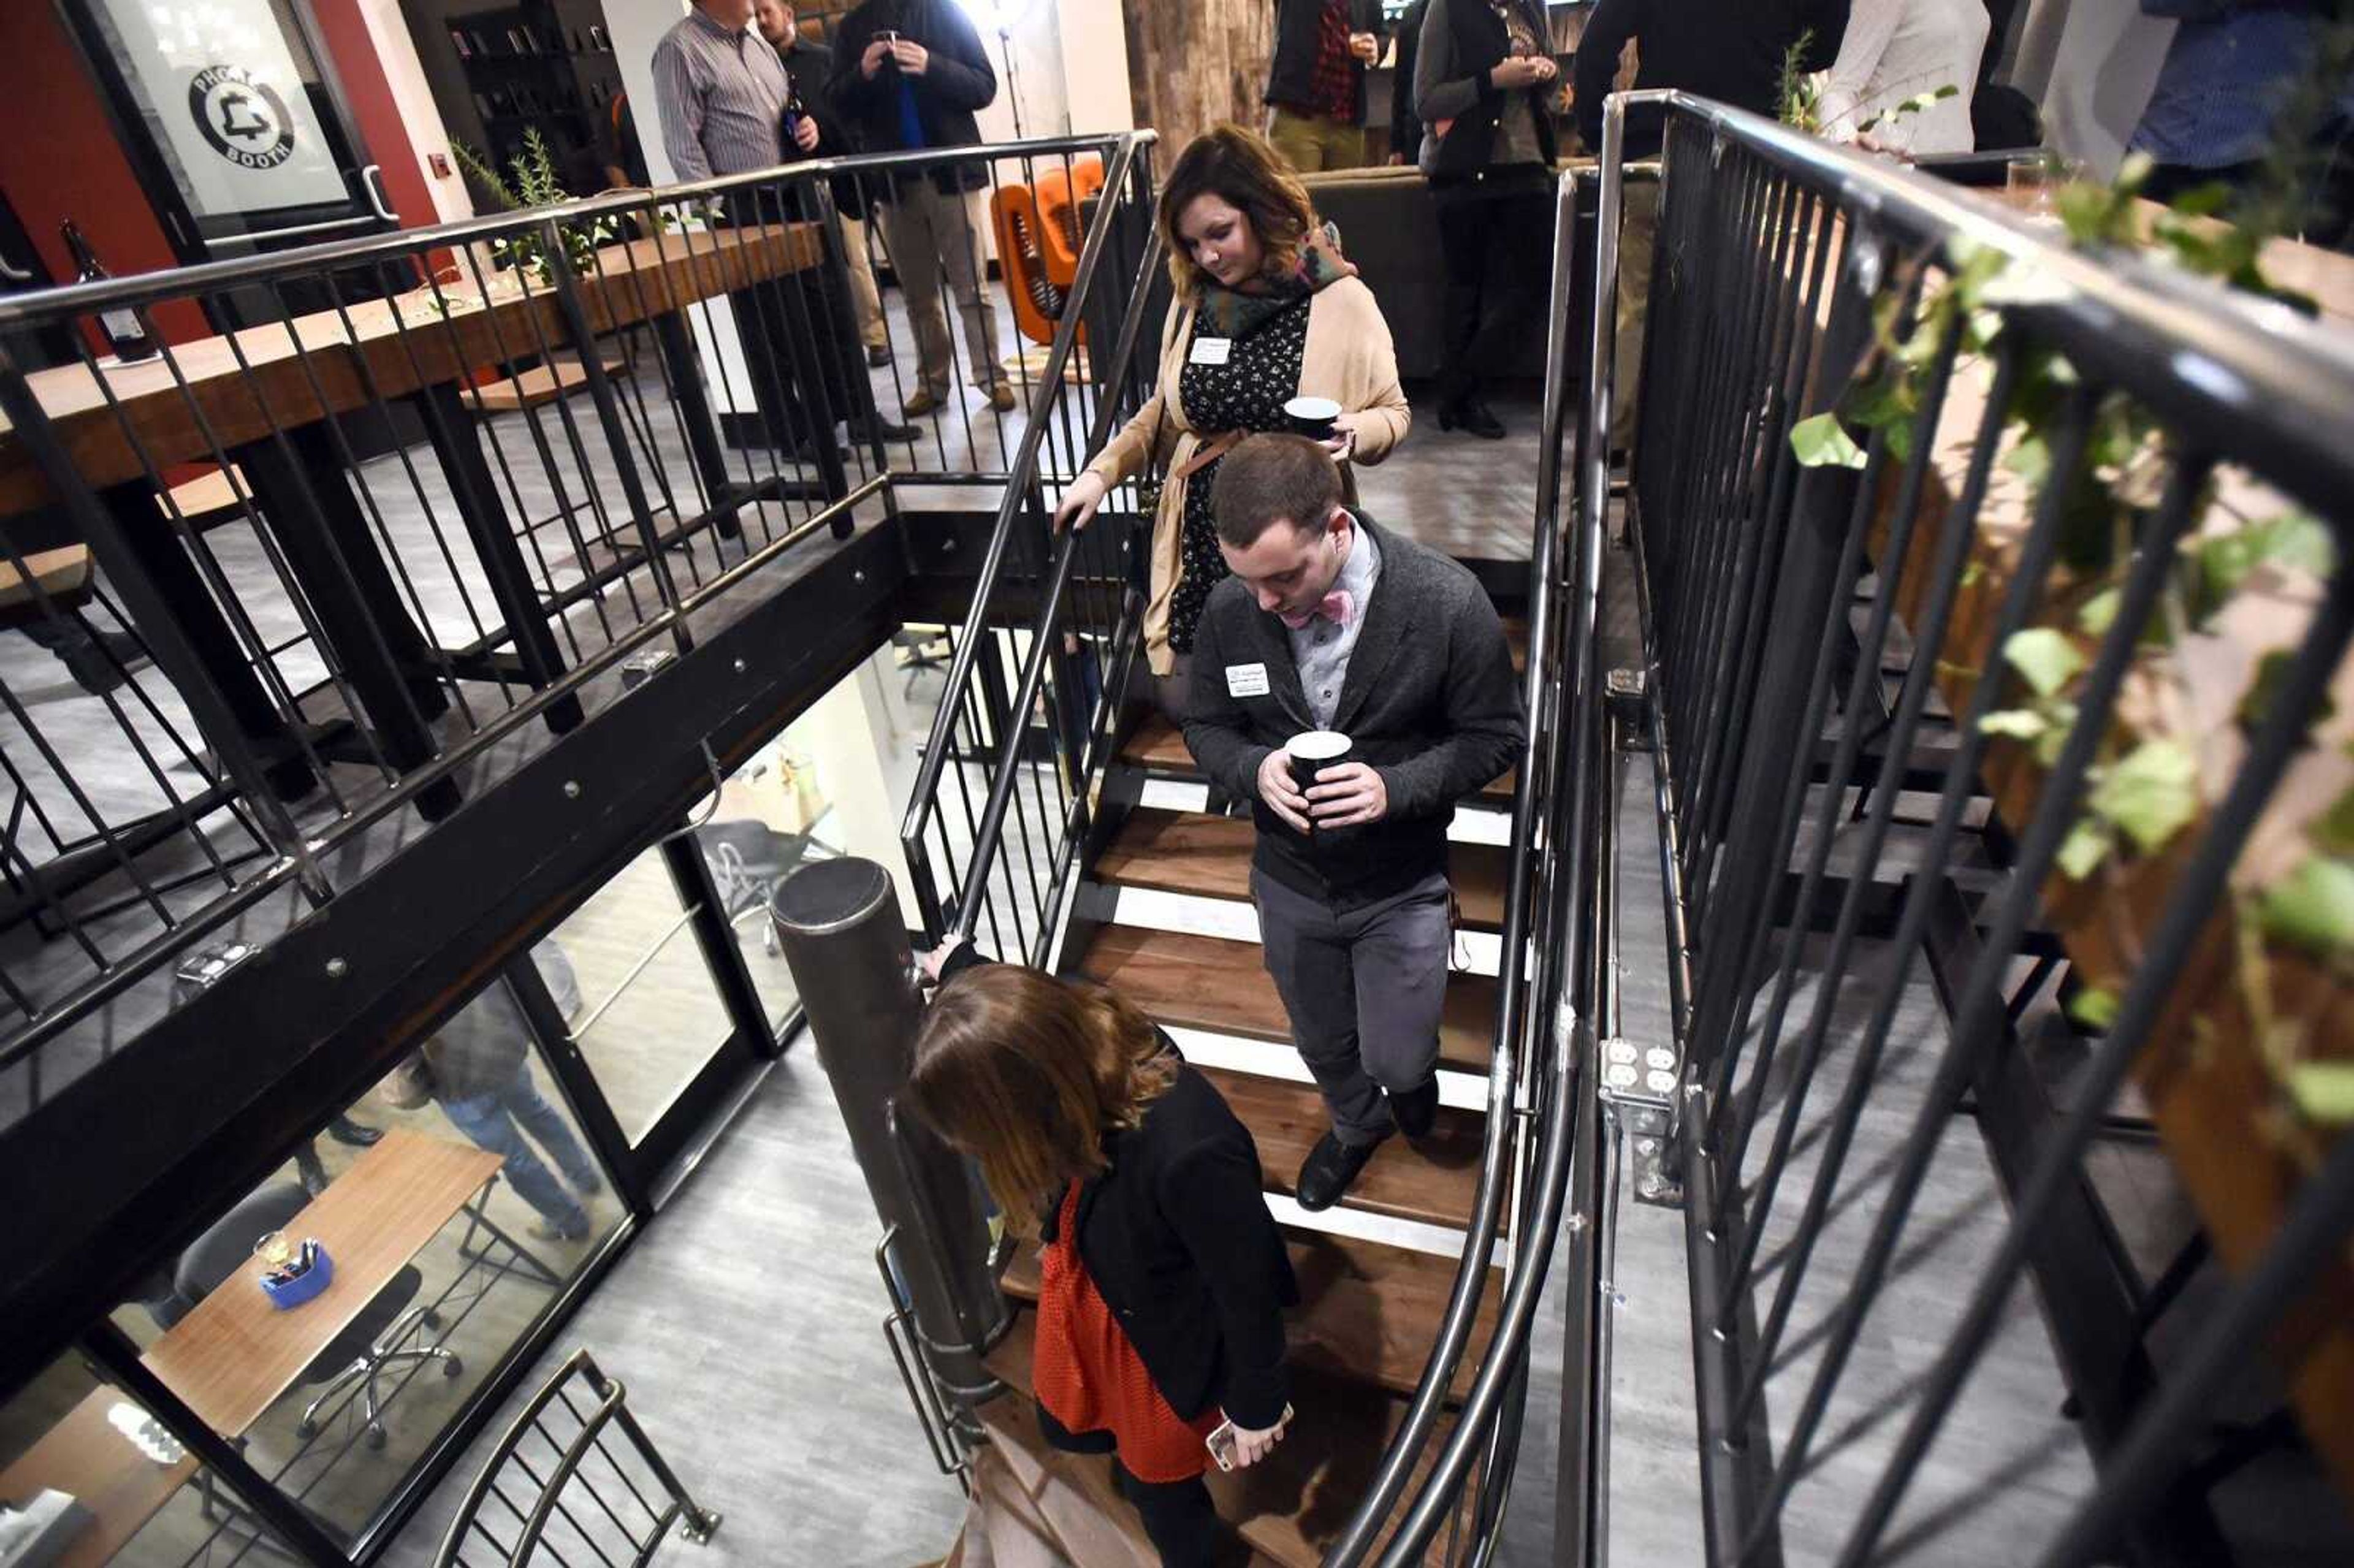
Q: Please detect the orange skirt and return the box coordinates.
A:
[1032,1182,1221,1483]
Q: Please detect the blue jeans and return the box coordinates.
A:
[440,1065,599,1236]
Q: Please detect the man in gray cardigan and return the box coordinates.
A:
[1182,436,1523,1209]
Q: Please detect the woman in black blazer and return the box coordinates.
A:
[908,948,1297,1567]
[1413,0,1561,440]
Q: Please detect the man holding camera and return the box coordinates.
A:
[1180,435,1523,1209]
[829,0,1014,417]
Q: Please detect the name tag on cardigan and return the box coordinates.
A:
[1225,663,1271,698]
[1189,336,1233,366]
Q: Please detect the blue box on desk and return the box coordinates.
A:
[259,1244,334,1310]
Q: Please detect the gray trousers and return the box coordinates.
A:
[1253,867,1452,1146]
[875,182,1005,398]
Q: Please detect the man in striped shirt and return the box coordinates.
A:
[652,0,916,464]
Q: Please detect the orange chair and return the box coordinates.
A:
[1033,154,1105,292]
[990,181,1073,351]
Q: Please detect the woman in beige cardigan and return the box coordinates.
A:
[1054,126,1410,701]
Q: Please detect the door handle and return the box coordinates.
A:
[0,254,32,284]
[360,164,400,224]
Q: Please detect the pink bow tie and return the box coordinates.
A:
[1279,590,1354,632]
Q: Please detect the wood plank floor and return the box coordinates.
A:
[1094,809,1510,932]
[1073,926,1498,1075]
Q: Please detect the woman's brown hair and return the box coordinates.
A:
[905,964,1178,1223]
[1157,123,1318,296]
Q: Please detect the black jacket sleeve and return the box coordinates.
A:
[916,0,998,115]
[830,9,886,110]
[1177,601,1279,804]
[1390,0,1427,156]
[1376,583,1525,819]
[1573,0,1639,153]
[1158,1138,1290,1428]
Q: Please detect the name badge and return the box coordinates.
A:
[1189,335,1233,367]
[1225,662,1270,698]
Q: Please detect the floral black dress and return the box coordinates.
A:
[1167,294,1312,655]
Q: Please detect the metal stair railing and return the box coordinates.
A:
[896,131,1163,960]
[1324,159,1611,1567]
[1603,91,2354,1567]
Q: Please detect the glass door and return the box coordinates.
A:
[57,0,395,259]
[524,830,773,1197]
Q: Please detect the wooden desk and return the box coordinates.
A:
[0,1388,196,1568]
[141,1129,501,1440]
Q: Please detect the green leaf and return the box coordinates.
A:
[1980,708,2048,741]
[2003,628,2084,698]
[2057,816,2113,881]
[2260,856,2354,958]
[2090,738,2201,854]
[2264,512,2336,577]
[2290,1062,2354,1124]
[2033,699,2079,767]
[2004,433,2053,487]
[1791,413,1867,469]
[2166,182,2232,219]
[2068,985,2120,1029]
[2312,782,2354,858]
[2078,585,2120,637]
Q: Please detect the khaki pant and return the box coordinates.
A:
[1268,107,1366,173]
[1610,181,1660,454]
[877,181,1005,399]
[840,212,886,351]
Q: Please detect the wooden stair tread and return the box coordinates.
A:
[1194,1064,1490,1233]
[1075,926,1496,1075]
[1120,715,1516,805]
[985,1310,1466,1567]
[1095,809,1509,931]
[1000,1227,1498,1403]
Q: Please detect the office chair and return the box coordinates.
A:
[148,1182,462,1450]
[696,817,830,957]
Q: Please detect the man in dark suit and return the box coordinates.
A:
[1181,435,1524,1209]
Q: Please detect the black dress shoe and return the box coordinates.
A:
[849,415,921,443]
[1438,398,1507,440]
[329,1116,383,1147]
[1296,1130,1382,1212]
[1390,1079,1441,1140]
[866,343,893,368]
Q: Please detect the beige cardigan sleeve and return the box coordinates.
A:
[1301,276,1412,466]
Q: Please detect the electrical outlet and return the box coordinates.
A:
[429,152,453,178]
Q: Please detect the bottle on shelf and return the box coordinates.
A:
[59,220,158,363]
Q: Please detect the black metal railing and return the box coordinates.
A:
[432,1349,720,1567]
[0,131,1156,1125]
[1609,92,2354,1564]
[895,136,1162,961]
[1319,164,1609,1567]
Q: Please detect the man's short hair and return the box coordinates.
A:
[1210,433,1343,549]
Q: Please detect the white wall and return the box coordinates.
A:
[1055,0,1135,135]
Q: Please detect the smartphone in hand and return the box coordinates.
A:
[1205,1404,1295,1472]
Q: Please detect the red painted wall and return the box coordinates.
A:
[0,4,208,343]
[308,0,441,232]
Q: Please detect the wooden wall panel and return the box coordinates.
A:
[1123,0,1275,161]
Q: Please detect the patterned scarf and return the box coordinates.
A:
[1193,222,1360,340]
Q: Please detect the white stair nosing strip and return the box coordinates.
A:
[1260,1189,1504,1266]
[1165,1025,1491,1112]
[1083,884,1506,976]
[1133,778,1512,845]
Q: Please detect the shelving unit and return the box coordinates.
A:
[406,0,627,200]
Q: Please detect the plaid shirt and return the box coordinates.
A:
[1306,0,1357,124]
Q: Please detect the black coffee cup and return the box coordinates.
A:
[1285,731,1353,815]
[1284,395,1341,443]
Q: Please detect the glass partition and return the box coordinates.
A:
[99,977,617,1550]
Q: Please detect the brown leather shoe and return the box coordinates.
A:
[903,389,943,418]
[987,382,1018,413]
